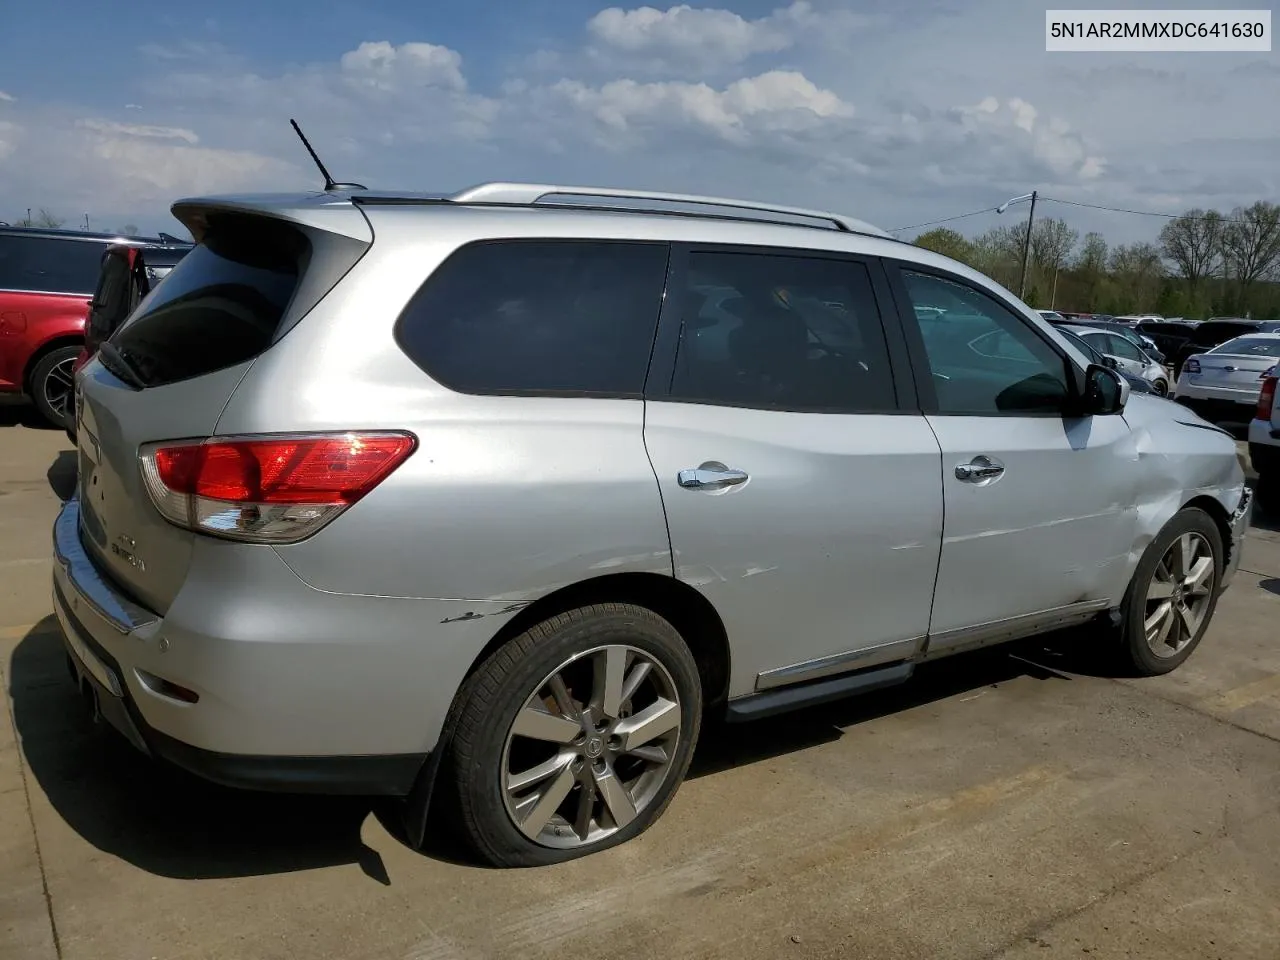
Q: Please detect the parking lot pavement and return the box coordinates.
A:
[3,409,1279,960]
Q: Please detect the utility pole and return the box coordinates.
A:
[1050,262,1060,309]
[1018,190,1037,300]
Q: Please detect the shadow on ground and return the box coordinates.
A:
[0,400,52,430]
[8,614,1099,879]
[8,618,393,883]
[46,450,77,501]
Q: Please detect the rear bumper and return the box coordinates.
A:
[1174,380,1261,406]
[51,497,517,794]
[55,570,426,796]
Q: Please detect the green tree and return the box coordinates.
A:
[913,227,975,264]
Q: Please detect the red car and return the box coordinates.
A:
[0,226,189,427]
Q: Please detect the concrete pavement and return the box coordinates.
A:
[3,401,1279,960]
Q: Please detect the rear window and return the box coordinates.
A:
[395,240,670,396]
[0,234,106,294]
[1209,337,1280,357]
[108,218,307,388]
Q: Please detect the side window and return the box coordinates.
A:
[0,236,106,294]
[1105,333,1144,361]
[396,240,670,396]
[669,250,897,412]
[900,269,1070,415]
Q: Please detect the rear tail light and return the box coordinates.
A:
[1258,375,1278,421]
[1183,358,1201,374]
[139,432,417,543]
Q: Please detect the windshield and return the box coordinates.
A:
[1209,336,1280,357]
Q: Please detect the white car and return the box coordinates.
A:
[1064,324,1170,395]
[1248,366,1278,497]
[1175,333,1280,420]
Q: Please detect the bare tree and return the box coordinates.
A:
[1220,201,1280,296]
[34,208,64,228]
[1109,242,1164,311]
[1158,209,1222,302]
[1029,218,1077,306]
[1074,232,1108,310]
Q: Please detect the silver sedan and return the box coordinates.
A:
[1064,324,1170,395]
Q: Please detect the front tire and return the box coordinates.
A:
[443,603,702,867]
[29,345,80,430]
[1117,508,1223,676]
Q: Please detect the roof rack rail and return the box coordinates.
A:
[446,182,889,238]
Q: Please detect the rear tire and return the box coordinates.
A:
[1116,508,1223,676]
[29,345,80,430]
[1151,379,1168,396]
[443,603,702,867]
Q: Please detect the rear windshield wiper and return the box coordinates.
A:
[98,342,147,389]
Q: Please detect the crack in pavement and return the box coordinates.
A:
[0,657,62,960]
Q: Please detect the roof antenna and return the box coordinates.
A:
[289,119,367,192]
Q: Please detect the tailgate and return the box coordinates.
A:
[75,205,370,614]
[76,364,252,613]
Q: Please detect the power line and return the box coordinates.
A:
[889,206,1000,233]
[1039,196,1252,224]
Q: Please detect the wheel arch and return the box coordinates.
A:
[466,572,732,711]
[1182,494,1233,567]
[22,335,83,394]
[401,572,732,848]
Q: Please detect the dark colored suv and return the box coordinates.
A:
[0,227,190,427]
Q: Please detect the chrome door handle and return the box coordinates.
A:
[678,463,749,490]
[954,456,1005,483]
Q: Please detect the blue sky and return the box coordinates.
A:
[0,1,1275,243]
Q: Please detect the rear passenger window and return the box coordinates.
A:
[396,240,670,396]
[669,251,897,412]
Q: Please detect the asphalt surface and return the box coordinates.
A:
[2,399,1279,960]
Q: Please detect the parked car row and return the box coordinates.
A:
[0,225,190,428]
[53,181,1251,867]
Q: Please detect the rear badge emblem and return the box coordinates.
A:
[110,534,146,572]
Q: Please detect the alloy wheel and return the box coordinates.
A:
[1144,532,1215,658]
[42,357,77,422]
[501,644,682,849]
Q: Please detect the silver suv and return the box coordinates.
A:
[55,183,1252,866]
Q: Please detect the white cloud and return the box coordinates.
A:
[76,119,200,144]
[339,41,467,93]
[588,3,795,62]
[958,97,1105,182]
[544,69,852,145]
[0,91,15,103]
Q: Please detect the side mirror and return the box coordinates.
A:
[1101,355,1119,370]
[1083,363,1129,415]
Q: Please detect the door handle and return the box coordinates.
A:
[678,463,749,490]
[954,455,1005,483]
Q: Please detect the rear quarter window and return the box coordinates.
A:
[109,217,307,388]
[394,240,671,396]
[0,234,107,294]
